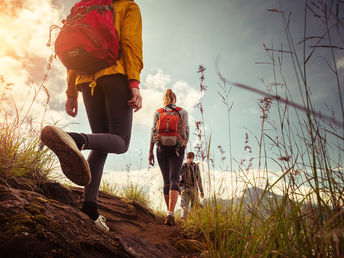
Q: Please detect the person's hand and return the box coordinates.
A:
[128,84,142,112]
[66,97,78,117]
[149,152,155,166]
[200,192,204,198]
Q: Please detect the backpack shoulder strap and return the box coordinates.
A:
[171,106,182,118]
[157,108,165,113]
[158,106,181,117]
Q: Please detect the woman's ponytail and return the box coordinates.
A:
[163,88,176,106]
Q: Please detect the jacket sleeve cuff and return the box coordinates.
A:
[128,80,140,89]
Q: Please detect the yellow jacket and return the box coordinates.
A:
[66,0,143,98]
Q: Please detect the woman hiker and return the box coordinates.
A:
[148,89,189,226]
[40,0,143,232]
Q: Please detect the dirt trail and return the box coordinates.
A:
[0,179,198,257]
[70,187,183,257]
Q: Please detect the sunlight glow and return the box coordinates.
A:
[0,0,66,123]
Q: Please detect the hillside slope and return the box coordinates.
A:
[0,179,190,258]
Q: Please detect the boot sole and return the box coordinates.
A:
[41,126,91,186]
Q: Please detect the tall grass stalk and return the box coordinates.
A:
[195,65,212,192]
[217,72,234,173]
[181,1,344,257]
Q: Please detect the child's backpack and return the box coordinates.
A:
[180,163,197,188]
[156,106,185,147]
[53,0,119,74]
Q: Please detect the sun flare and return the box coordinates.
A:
[0,0,66,121]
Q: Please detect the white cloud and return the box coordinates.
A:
[337,56,344,70]
[144,70,171,90]
[172,80,202,112]
[134,70,202,127]
[0,0,70,126]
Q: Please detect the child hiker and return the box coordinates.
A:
[41,0,143,232]
[149,89,189,226]
[179,152,204,220]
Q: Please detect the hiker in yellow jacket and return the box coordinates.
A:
[41,0,143,232]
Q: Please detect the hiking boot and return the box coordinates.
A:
[164,215,176,226]
[95,215,109,232]
[40,126,91,186]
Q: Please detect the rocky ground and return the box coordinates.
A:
[0,179,200,258]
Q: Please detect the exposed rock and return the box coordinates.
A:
[0,180,190,257]
[0,184,131,257]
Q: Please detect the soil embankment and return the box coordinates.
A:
[0,180,195,257]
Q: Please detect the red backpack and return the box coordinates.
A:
[53,0,119,74]
[156,107,185,147]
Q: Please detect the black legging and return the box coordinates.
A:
[157,146,185,195]
[79,74,133,203]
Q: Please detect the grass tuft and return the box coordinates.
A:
[121,182,151,208]
[0,117,54,189]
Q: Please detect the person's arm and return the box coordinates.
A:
[149,112,158,166]
[120,3,143,112]
[128,86,142,112]
[121,3,143,83]
[196,164,204,197]
[65,69,78,117]
[179,164,185,185]
[66,69,78,98]
[183,111,190,144]
[179,109,189,146]
[149,141,155,166]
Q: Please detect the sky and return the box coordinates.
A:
[1,0,343,204]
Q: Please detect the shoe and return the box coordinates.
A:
[40,126,91,186]
[95,215,109,232]
[164,215,176,226]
